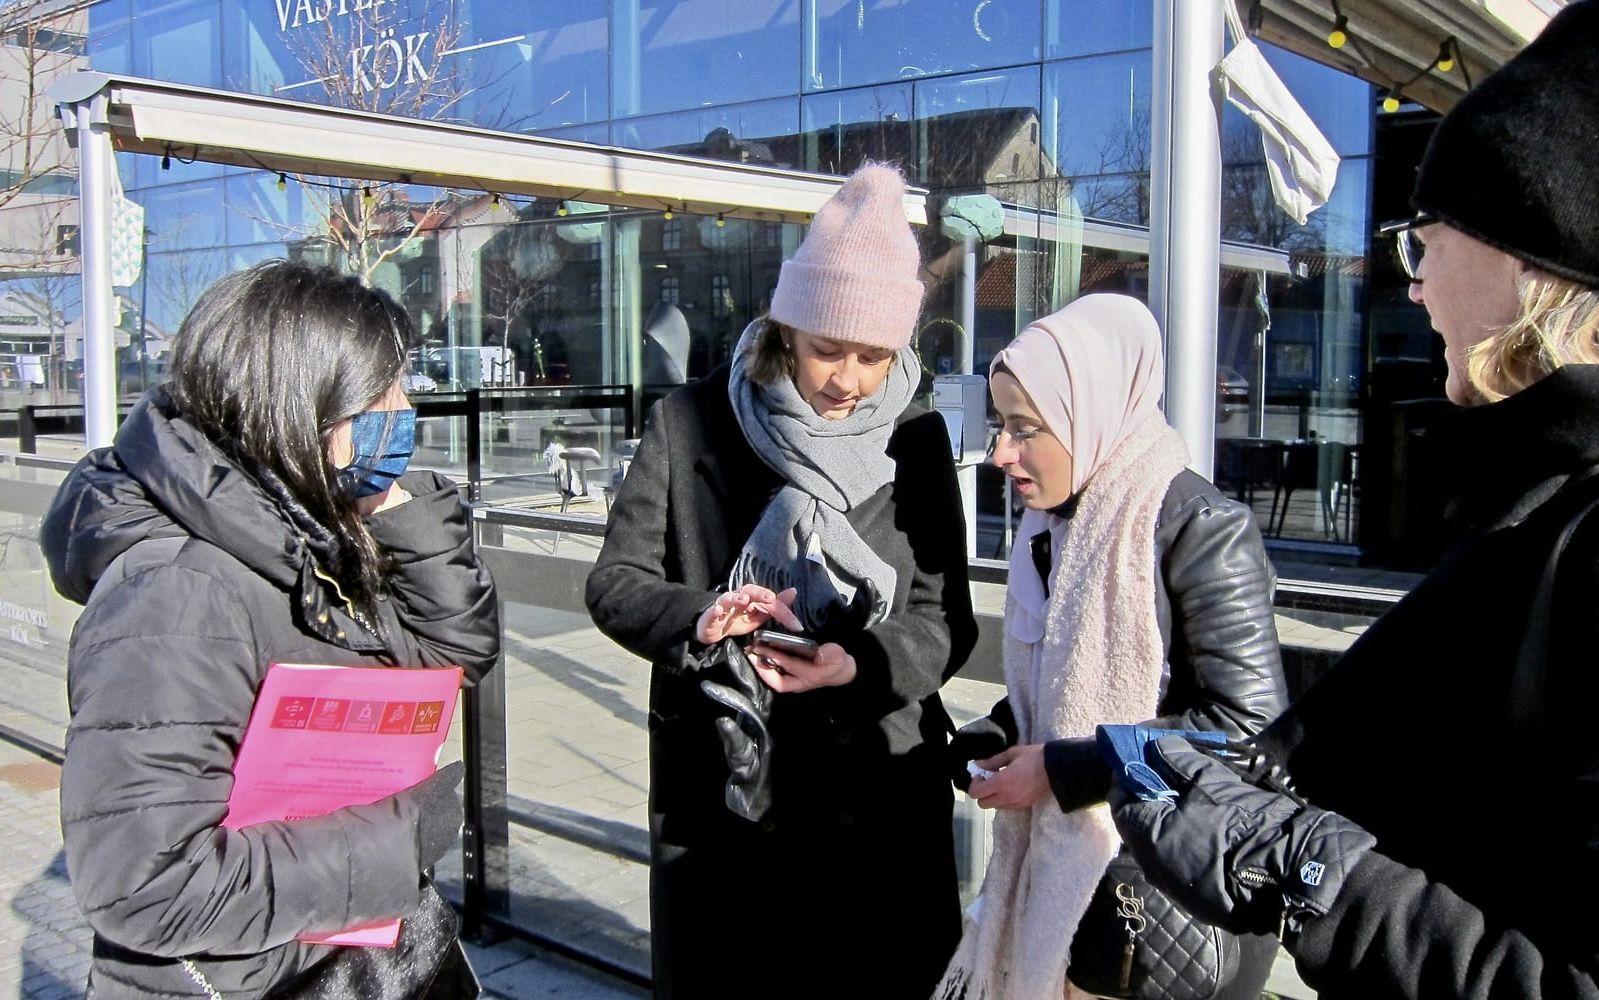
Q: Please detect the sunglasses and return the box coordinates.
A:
[1377,213,1437,284]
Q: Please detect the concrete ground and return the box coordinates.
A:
[0,739,647,1000]
[0,441,1354,998]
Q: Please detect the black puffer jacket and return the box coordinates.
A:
[41,390,499,999]
[953,469,1289,788]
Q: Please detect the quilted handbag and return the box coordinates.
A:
[1066,847,1240,1000]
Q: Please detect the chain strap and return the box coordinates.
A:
[179,959,224,1000]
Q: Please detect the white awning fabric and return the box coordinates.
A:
[47,72,928,226]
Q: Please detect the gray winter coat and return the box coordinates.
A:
[41,390,499,998]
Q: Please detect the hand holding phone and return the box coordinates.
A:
[750,627,819,660]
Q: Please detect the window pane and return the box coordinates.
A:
[225,172,310,247]
[1221,156,1371,256]
[132,0,222,88]
[87,0,131,74]
[1221,42,1374,160]
[220,0,304,98]
[142,179,228,253]
[914,66,1041,191]
[456,1,609,130]
[799,83,913,174]
[1042,51,1151,179]
[613,0,801,118]
[611,98,800,165]
[540,122,612,144]
[139,248,228,336]
[1044,0,1151,59]
[804,0,1042,92]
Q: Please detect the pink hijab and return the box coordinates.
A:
[989,293,1168,496]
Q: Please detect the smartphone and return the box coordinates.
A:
[751,627,819,660]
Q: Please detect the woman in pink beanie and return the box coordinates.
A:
[588,163,977,998]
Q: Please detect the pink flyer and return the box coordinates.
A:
[223,663,463,948]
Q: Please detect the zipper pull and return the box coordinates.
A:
[1119,927,1137,991]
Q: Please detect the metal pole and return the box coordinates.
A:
[1148,0,1224,479]
[958,235,978,556]
[69,95,118,448]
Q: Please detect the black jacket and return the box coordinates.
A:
[584,366,977,999]
[954,469,1290,791]
[42,390,499,999]
[1264,366,1599,1000]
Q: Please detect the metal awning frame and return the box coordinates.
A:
[49,71,933,447]
[50,72,928,227]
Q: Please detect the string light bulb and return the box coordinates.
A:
[160,150,171,171]
[491,192,500,207]
[1327,14,1348,49]
[1382,88,1403,113]
[362,186,374,206]
[1437,41,1455,73]
[276,172,287,192]
[715,212,726,228]
[556,202,569,217]
[662,208,674,221]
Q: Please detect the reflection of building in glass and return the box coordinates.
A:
[9,0,1464,572]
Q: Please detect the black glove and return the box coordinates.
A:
[1110,736,1376,938]
[947,698,1018,791]
[1042,736,1113,813]
[699,638,775,822]
[410,760,466,871]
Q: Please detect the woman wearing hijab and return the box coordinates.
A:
[586,163,977,999]
[940,294,1287,999]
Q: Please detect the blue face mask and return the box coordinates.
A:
[338,408,416,498]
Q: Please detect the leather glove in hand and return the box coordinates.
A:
[1042,736,1113,813]
[410,760,466,871]
[947,699,1018,792]
[699,638,775,821]
[1110,736,1376,937]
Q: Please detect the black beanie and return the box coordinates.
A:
[1411,0,1599,288]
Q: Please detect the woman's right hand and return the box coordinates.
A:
[695,585,801,644]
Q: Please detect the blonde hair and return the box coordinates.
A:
[1466,271,1599,403]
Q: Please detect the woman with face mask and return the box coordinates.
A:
[586,164,977,999]
[939,294,1288,999]
[42,261,499,999]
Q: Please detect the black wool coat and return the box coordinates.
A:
[1263,365,1599,999]
[41,390,500,999]
[586,366,978,1000]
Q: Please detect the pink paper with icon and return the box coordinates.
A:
[223,662,463,947]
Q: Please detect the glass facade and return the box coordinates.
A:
[23,0,1454,574]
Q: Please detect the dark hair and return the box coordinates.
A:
[166,260,413,617]
[742,315,794,385]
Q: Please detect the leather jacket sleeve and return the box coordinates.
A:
[1036,478,1289,812]
[1149,485,1288,739]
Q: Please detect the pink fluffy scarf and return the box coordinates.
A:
[936,295,1190,999]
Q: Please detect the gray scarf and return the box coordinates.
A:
[727,321,920,633]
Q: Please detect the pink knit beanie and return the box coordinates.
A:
[768,163,924,350]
